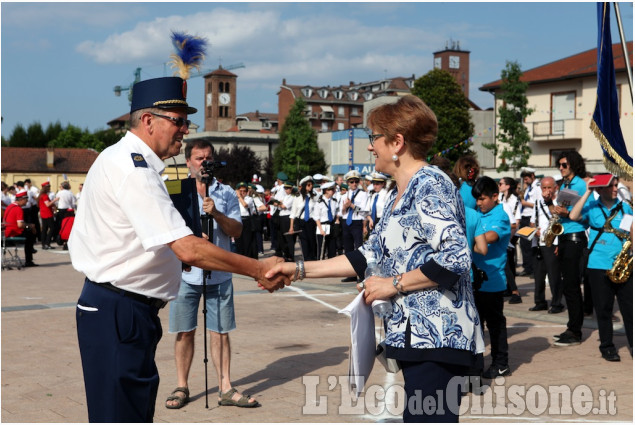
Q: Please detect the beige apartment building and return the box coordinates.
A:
[480,42,633,178]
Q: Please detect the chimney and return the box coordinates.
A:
[46,149,54,169]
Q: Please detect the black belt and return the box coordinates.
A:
[89,279,167,309]
[561,231,587,243]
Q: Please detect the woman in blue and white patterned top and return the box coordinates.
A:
[266,95,484,422]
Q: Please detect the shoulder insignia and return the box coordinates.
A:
[131,153,148,168]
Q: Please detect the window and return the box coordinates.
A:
[224,82,230,92]
[218,82,224,92]
[347,91,359,101]
[551,91,575,134]
[321,121,329,132]
[363,92,374,101]
[301,87,313,97]
[334,90,343,100]
[351,107,360,116]
[338,106,345,117]
[337,122,345,130]
[319,88,329,99]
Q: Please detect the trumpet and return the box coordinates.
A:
[543,215,563,247]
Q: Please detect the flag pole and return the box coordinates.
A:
[613,2,633,101]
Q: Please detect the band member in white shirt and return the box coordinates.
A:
[529,176,564,314]
[339,170,368,281]
[314,181,339,259]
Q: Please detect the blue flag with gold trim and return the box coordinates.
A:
[590,2,632,179]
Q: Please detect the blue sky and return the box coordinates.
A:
[1,2,633,139]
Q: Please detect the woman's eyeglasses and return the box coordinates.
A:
[368,134,384,147]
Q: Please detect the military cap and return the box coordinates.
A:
[130,77,197,114]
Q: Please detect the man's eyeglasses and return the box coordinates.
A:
[348,179,360,184]
[368,134,384,147]
[558,161,569,169]
[151,112,190,129]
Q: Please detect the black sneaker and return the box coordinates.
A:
[548,305,565,314]
[508,294,522,304]
[553,332,581,346]
[529,303,548,311]
[601,348,621,362]
[482,364,511,379]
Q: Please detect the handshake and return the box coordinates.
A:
[253,257,301,293]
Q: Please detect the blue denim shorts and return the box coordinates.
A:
[168,278,236,334]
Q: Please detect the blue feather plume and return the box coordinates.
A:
[169,31,208,80]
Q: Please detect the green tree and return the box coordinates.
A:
[44,121,64,144]
[7,124,28,147]
[214,145,262,188]
[274,98,327,183]
[411,69,474,163]
[48,125,105,151]
[488,61,534,172]
[26,122,46,147]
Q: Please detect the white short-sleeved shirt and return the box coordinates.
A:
[68,131,193,300]
[338,189,368,221]
[57,189,76,210]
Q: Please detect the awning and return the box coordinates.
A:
[320,105,334,113]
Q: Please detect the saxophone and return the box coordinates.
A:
[605,199,632,284]
[543,214,564,247]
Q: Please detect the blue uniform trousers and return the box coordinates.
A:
[76,279,163,422]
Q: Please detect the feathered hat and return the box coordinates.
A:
[130,31,208,114]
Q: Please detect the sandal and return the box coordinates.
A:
[165,386,190,409]
[218,387,260,408]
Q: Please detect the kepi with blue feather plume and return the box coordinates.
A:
[130,31,208,115]
[169,31,208,80]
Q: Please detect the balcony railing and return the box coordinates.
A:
[530,119,582,141]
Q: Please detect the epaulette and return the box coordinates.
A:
[131,153,148,168]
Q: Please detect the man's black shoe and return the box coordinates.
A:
[482,364,511,379]
[24,262,40,267]
[553,331,581,346]
[31,248,38,254]
[601,348,621,362]
[508,294,522,304]
[529,303,548,311]
[341,277,357,283]
[518,270,532,277]
[548,305,565,314]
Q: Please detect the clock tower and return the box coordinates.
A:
[433,40,470,99]
[204,66,237,132]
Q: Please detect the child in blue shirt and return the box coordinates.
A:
[472,176,512,379]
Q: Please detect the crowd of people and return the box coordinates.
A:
[2,179,81,267]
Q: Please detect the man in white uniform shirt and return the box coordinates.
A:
[339,170,368,281]
[529,176,564,314]
[365,172,389,232]
[518,168,541,276]
[68,76,288,422]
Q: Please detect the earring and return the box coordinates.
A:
[392,154,398,161]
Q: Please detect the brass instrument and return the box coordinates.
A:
[605,199,632,283]
[543,214,564,247]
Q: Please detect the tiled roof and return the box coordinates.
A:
[1,147,99,173]
[238,111,279,122]
[204,67,238,78]
[281,75,415,103]
[480,42,633,91]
